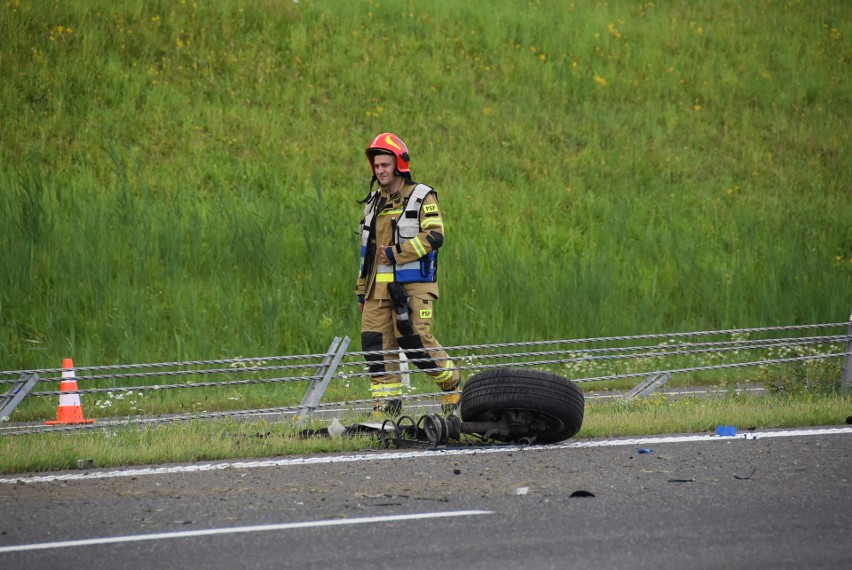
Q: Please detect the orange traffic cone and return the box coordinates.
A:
[45,358,95,425]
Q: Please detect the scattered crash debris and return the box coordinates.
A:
[301,368,585,448]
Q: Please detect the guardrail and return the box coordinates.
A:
[1,320,850,435]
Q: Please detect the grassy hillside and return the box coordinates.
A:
[1,0,850,370]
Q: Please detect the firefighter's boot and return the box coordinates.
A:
[372,398,403,419]
[440,390,461,417]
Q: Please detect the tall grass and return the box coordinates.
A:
[1,0,850,370]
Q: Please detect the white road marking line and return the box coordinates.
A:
[2,426,850,485]
[566,426,852,447]
[0,510,493,554]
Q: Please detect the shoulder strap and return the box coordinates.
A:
[411,183,433,202]
[404,184,433,213]
[362,190,380,217]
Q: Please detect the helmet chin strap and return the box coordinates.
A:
[359,175,378,204]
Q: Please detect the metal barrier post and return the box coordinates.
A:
[296,336,352,425]
[0,372,39,421]
[400,350,410,387]
[625,371,672,400]
[841,307,852,390]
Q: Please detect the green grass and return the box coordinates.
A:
[581,392,851,438]
[0,418,380,475]
[1,391,849,475]
[2,0,850,370]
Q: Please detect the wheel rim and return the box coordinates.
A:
[472,407,567,440]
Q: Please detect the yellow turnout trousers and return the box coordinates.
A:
[360,295,459,403]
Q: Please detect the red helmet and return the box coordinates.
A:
[365,132,411,175]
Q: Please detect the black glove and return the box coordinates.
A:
[387,282,414,336]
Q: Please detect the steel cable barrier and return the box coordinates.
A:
[1,321,850,436]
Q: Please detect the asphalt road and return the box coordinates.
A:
[1,426,850,569]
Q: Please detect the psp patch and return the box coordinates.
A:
[423,204,438,214]
[419,309,433,319]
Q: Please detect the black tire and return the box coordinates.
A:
[460,368,584,444]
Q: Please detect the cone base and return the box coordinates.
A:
[45,406,95,425]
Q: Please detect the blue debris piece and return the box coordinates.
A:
[716,425,737,437]
[636,448,654,454]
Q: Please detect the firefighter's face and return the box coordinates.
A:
[372,154,401,191]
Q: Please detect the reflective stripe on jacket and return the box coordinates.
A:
[357,182,443,300]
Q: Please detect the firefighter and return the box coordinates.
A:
[356,132,461,416]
